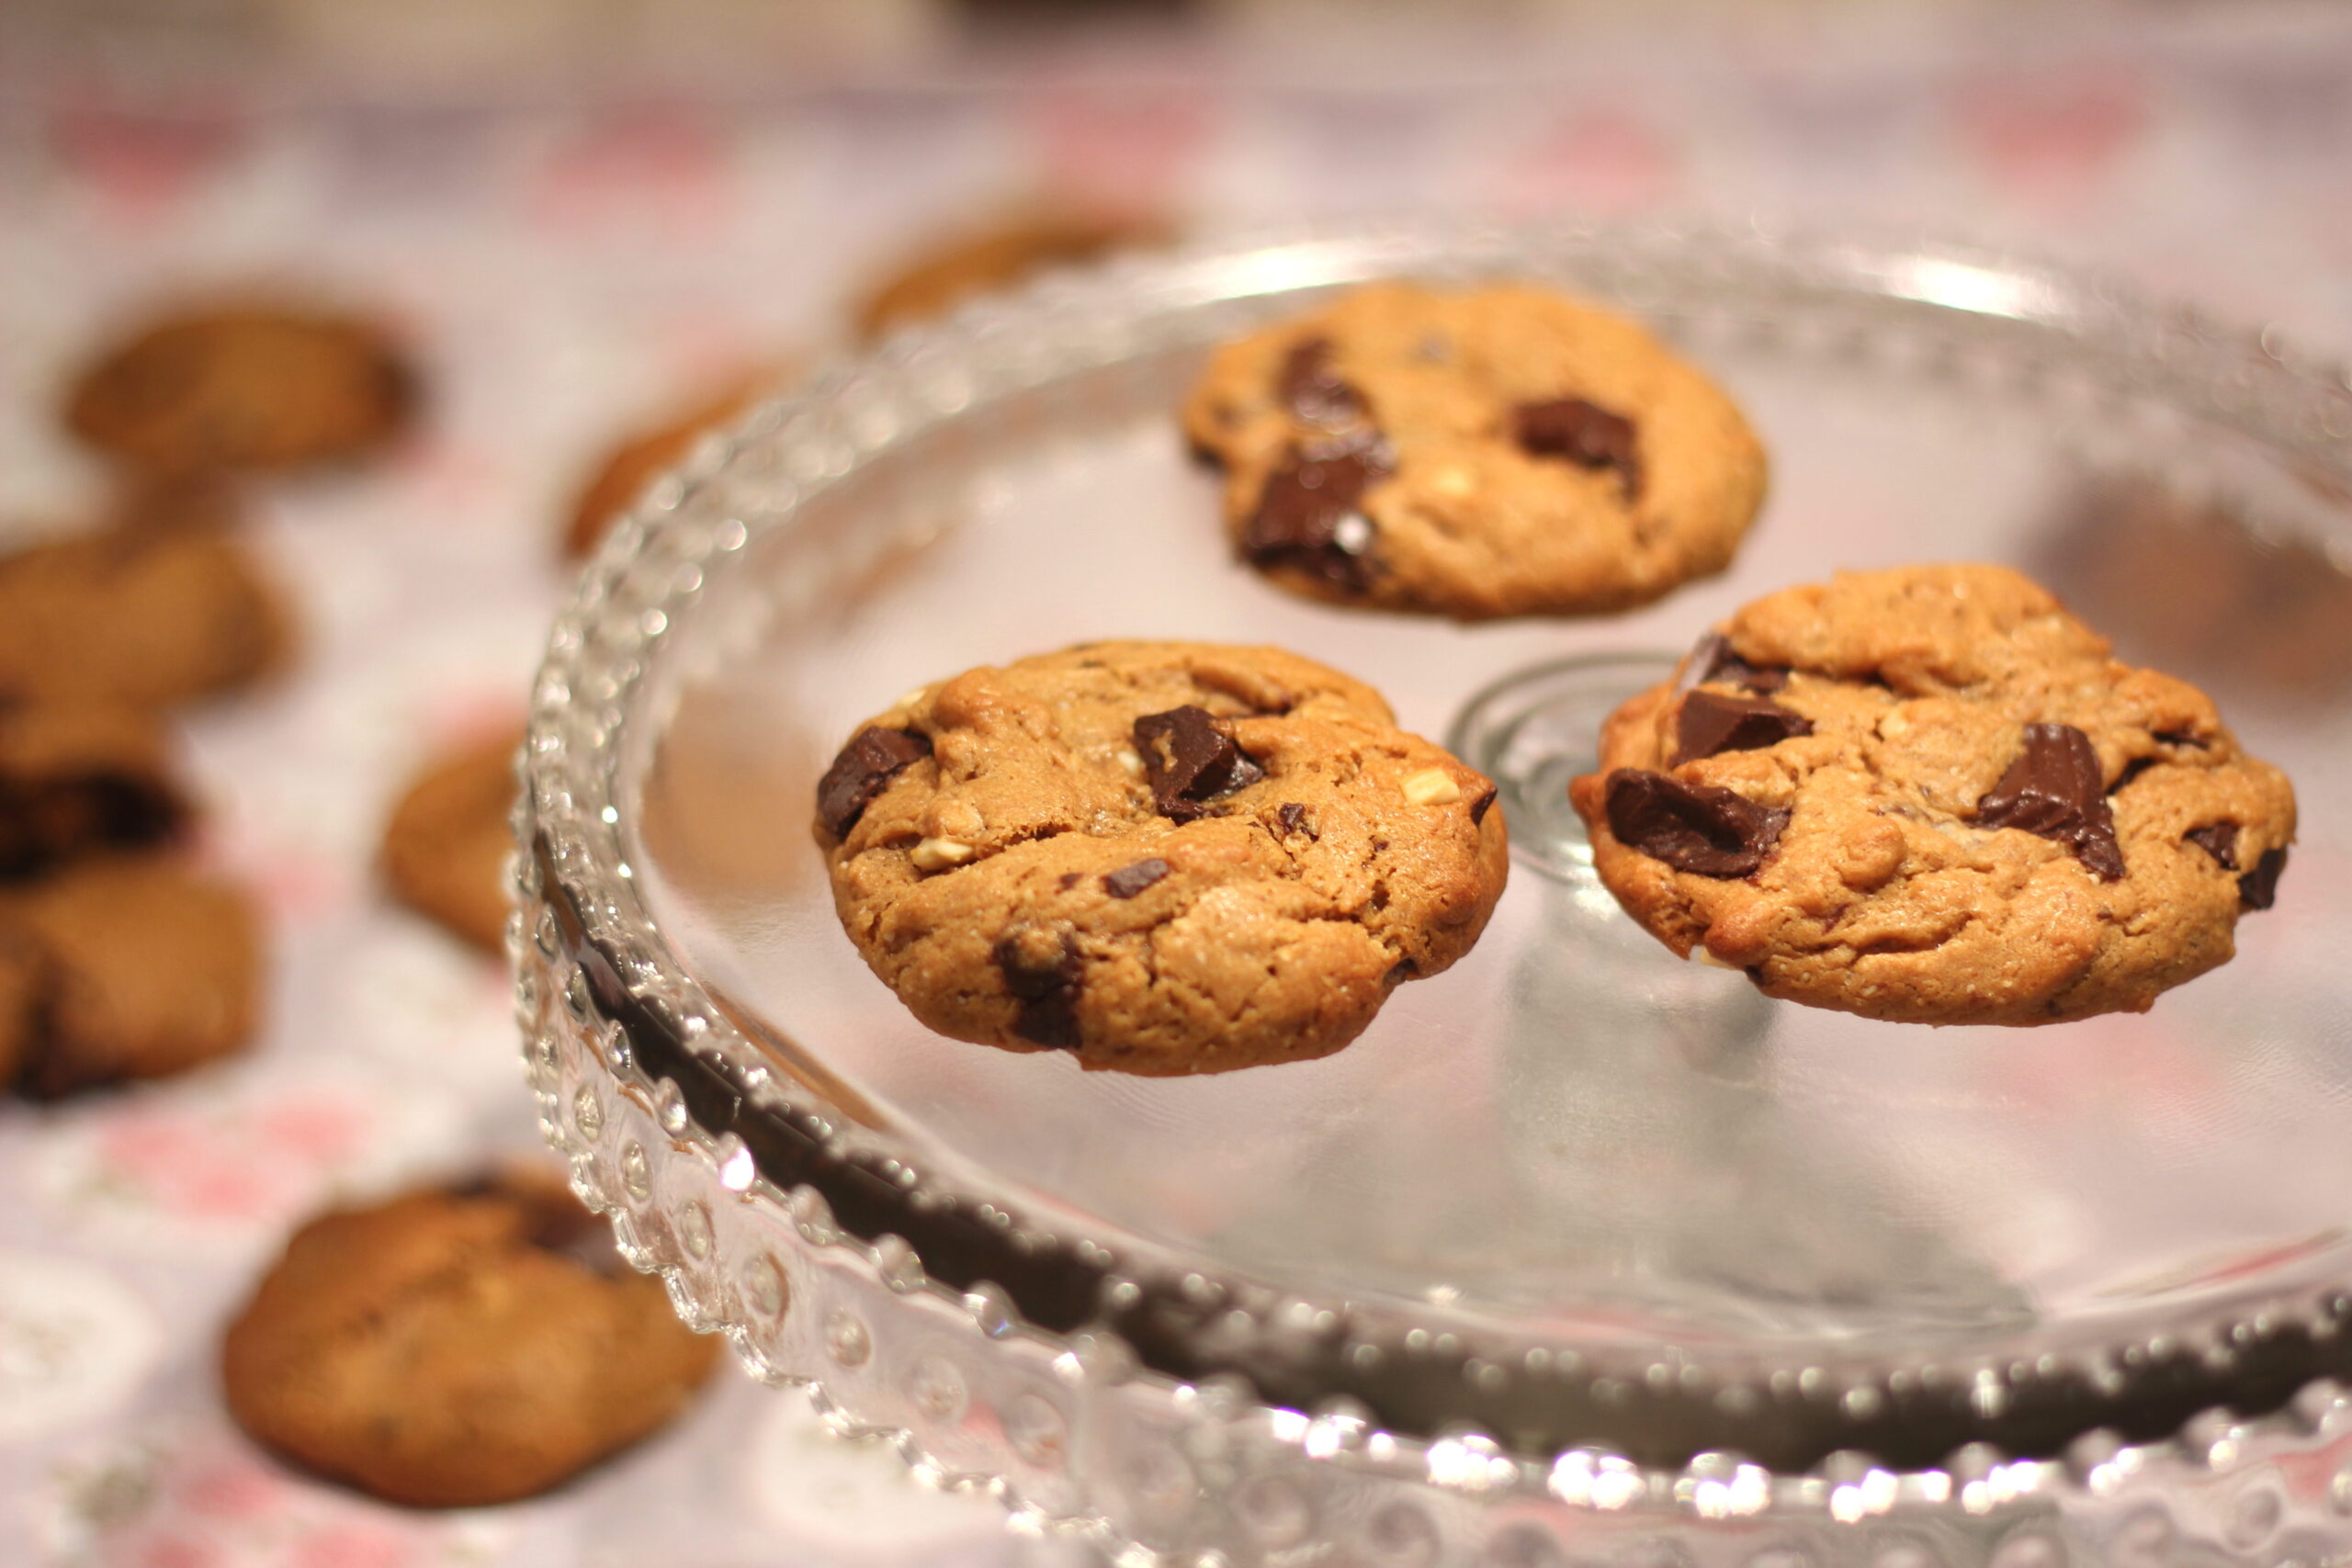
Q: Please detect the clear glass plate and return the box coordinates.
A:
[537,223,2352,1487]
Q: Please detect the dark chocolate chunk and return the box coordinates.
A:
[1277,336,1372,429]
[1057,872,1083,891]
[993,927,1083,1050]
[2239,847,2288,911]
[1602,769,1788,877]
[1133,705,1265,822]
[524,1195,624,1276]
[1675,690,1814,764]
[1514,397,1642,497]
[1384,957,1418,987]
[816,727,931,838]
[446,1178,622,1275]
[1676,631,1789,696]
[1102,858,1170,899]
[1243,431,1395,593]
[2186,822,2240,872]
[1973,723,2124,881]
[1468,784,1499,826]
[0,771,185,881]
[1275,802,1317,840]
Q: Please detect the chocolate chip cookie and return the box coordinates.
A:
[1568,564,2297,1025]
[379,726,522,954]
[854,209,1173,342]
[0,523,291,708]
[815,641,1508,1074]
[0,931,41,1090]
[3,853,264,1097]
[222,1170,718,1507]
[560,372,783,559]
[64,305,417,474]
[1183,282,1769,619]
[0,703,187,881]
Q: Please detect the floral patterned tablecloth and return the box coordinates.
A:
[4,11,2351,1565]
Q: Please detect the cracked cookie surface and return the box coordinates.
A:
[1568,564,2297,1025]
[815,641,1509,1074]
[1182,282,1768,619]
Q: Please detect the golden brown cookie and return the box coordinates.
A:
[0,930,41,1090]
[1568,564,2297,1025]
[221,1171,719,1508]
[1183,282,1769,619]
[815,641,1508,1074]
[379,726,522,955]
[0,703,188,880]
[0,524,291,708]
[3,853,264,1097]
[854,209,1173,341]
[64,305,417,474]
[560,374,779,560]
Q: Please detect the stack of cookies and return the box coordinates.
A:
[0,298,423,1096]
[7,297,727,1510]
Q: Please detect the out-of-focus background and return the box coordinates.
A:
[2,3,2348,1566]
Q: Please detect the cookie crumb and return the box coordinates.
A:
[1401,768,1462,807]
[910,836,977,872]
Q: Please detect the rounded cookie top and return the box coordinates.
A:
[0,702,188,881]
[560,371,781,559]
[815,641,1509,1075]
[221,1170,718,1508]
[1,854,264,1097]
[65,305,417,473]
[1568,564,2297,1026]
[1182,282,1768,620]
[854,209,1172,342]
[379,725,523,954]
[0,524,291,708]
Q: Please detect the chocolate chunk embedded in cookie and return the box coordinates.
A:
[1568,564,2298,1025]
[4,854,264,1097]
[221,1171,718,1507]
[379,727,523,955]
[0,704,187,880]
[0,931,42,1090]
[1183,282,1768,619]
[814,642,1508,1074]
[65,305,416,473]
[0,524,290,708]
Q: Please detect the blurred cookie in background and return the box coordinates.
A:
[221,1168,719,1507]
[853,207,1175,341]
[2034,473,2352,708]
[2,853,265,1098]
[560,370,785,559]
[0,703,189,881]
[64,303,420,476]
[0,931,41,1090]
[0,513,293,708]
[379,725,524,954]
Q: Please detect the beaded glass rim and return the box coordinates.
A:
[520,219,2352,1507]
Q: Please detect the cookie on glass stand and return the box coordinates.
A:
[1570,564,2296,1025]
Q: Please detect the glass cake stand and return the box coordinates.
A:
[514,222,2352,1566]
